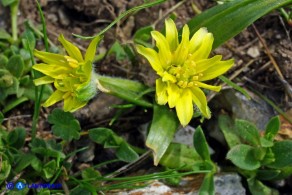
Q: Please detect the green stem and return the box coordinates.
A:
[30,0,49,140]
[10,0,19,42]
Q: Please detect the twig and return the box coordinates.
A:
[252,24,292,99]
[153,0,187,27]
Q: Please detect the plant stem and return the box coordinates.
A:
[10,0,19,42]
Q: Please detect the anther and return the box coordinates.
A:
[187,82,194,87]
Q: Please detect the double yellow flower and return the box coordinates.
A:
[136,19,234,126]
[33,35,102,112]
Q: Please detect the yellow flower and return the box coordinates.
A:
[33,34,102,112]
[136,19,234,126]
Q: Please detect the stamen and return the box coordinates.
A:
[192,76,199,81]
[65,56,79,68]
[187,82,194,87]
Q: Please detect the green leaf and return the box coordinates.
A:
[146,104,179,165]
[227,144,260,171]
[187,0,292,49]
[89,128,139,162]
[30,138,66,159]
[0,54,8,68]
[0,160,11,183]
[236,119,260,146]
[218,114,241,148]
[0,111,3,124]
[256,170,280,181]
[42,160,57,179]
[133,26,154,47]
[116,141,139,163]
[96,75,152,108]
[1,0,17,6]
[219,76,251,100]
[48,108,81,141]
[82,167,101,180]
[0,28,12,40]
[267,140,292,168]
[7,127,26,149]
[160,143,201,170]
[6,55,24,78]
[264,116,280,141]
[193,126,211,161]
[198,173,215,195]
[108,41,128,61]
[14,153,37,173]
[260,137,273,148]
[22,29,36,51]
[247,178,277,195]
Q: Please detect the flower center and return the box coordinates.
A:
[167,58,203,89]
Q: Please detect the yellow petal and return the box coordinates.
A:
[196,55,222,74]
[173,24,190,65]
[151,31,172,67]
[136,45,164,73]
[155,79,168,105]
[162,72,177,83]
[34,76,55,85]
[191,87,210,119]
[33,63,70,79]
[189,27,209,53]
[34,50,67,66]
[199,59,234,81]
[190,31,214,61]
[63,96,87,112]
[195,81,221,92]
[85,35,103,62]
[167,83,180,108]
[165,18,179,51]
[43,90,64,107]
[58,34,84,62]
[175,88,193,126]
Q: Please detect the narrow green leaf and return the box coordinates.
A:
[48,108,81,141]
[1,0,17,6]
[193,126,211,161]
[218,114,241,148]
[236,119,260,146]
[159,143,201,171]
[146,104,179,165]
[97,75,152,108]
[219,76,251,99]
[264,116,280,141]
[187,0,292,49]
[227,144,260,171]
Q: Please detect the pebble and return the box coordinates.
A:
[247,46,260,58]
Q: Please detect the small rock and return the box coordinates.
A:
[58,8,70,26]
[214,173,246,195]
[47,13,58,23]
[247,46,260,58]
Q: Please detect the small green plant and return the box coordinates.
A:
[220,115,292,194]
